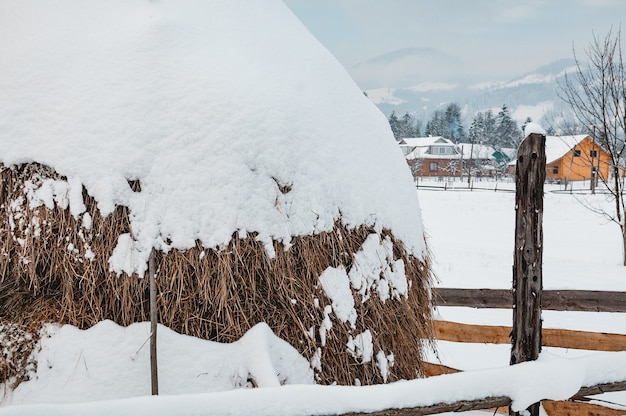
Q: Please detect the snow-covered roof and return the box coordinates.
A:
[400,137,450,147]
[401,137,460,160]
[405,148,460,160]
[457,143,496,160]
[0,0,425,274]
[545,135,590,164]
[456,144,517,162]
[500,148,517,159]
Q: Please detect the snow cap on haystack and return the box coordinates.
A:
[0,0,433,388]
[0,0,425,275]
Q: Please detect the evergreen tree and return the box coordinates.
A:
[468,115,484,144]
[388,111,422,140]
[388,111,401,141]
[495,105,522,148]
[400,112,416,138]
[388,111,423,140]
[425,103,465,141]
[443,103,466,142]
[483,110,498,145]
[468,110,497,146]
[414,118,422,137]
[425,109,446,137]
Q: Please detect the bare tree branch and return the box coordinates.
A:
[558,26,626,265]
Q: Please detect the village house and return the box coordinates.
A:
[506,135,611,182]
[399,137,462,178]
[545,135,610,183]
[457,143,516,178]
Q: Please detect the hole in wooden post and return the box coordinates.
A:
[531,152,538,160]
[532,275,538,282]
[518,156,524,163]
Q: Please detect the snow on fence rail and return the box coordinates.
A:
[341,381,626,416]
[2,355,625,416]
[422,319,626,416]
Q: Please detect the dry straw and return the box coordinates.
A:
[0,162,434,388]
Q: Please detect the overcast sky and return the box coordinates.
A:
[284,0,624,86]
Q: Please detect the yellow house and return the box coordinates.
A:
[545,135,610,182]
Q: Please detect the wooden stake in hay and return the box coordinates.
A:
[0,162,434,387]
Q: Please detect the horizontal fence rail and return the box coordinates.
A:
[433,320,626,351]
[435,288,626,313]
[414,183,613,195]
[414,184,516,193]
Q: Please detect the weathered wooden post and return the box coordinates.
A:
[149,248,159,395]
[510,131,546,416]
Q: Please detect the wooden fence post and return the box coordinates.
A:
[511,132,546,416]
[149,248,159,395]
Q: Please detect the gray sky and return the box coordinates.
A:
[284,0,624,86]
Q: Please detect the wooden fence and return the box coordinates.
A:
[338,288,626,416]
[421,287,626,415]
[341,133,626,415]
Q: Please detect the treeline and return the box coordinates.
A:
[389,103,534,150]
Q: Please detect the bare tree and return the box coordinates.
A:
[441,159,461,178]
[407,158,423,184]
[558,27,626,265]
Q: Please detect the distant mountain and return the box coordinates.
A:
[348,47,466,89]
[361,47,458,65]
[358,58,578,127]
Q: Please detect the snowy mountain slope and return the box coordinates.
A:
[361,58,577,125]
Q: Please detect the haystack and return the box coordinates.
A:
[0,0,434,389]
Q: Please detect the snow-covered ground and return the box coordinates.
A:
[3,0,622,413]
[422,178,626,413]
[2,178,626,415]
[421,178,624,292]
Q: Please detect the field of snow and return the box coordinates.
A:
[2,179,625,415]
[3,0,623,413]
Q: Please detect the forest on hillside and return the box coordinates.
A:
[388,102,557,149]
